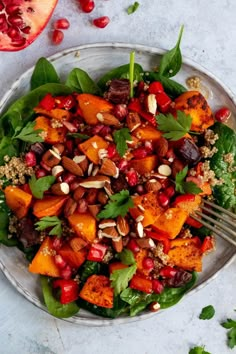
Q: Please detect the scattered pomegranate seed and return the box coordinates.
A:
[60,265,72,279]
[92,124,104,135]
[63,172,76,184]
[159,266,177,278]
[35,168,47,179]
[25,151,37,167]
[135,184,145,195]
[54,255,67,269]
[54,18,70,30]
[158,191,170,207]
[52,29,64,45]
[142,257,154,271]
[93,16,110,28]
[52,237,63,251]
[215,107,231,123]
[118,159,129,172]
[107,143,117,158]
[144,141,153,154]
[127,239,140,253]
[80,0,95,13]
[152,279,164,294]
[132,147,148,159]
[100,125,111,136]
[164,185,175,198]
[113,104,128,120]
[126,169,138,186]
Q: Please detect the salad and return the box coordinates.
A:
[0,30,235,319]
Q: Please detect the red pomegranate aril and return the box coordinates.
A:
[144,141,153,154]
[215,107,231,123]
[52,29,64,45]
[113,104,128,120]
[127,239,140,253]
[11,37,26,47]
[142,257,154,271]
[92,125,104,135]
[148,81,164,94]
[70,180,81,191]
[126,169,138,186]
[93,16,110,29]
[5,5,21,15]
[35,168,47,179]
[158,192,170,207]
[7,26,20,39]
[52,237,63,251]
[80,0,95,13]
[0,2,4,11]
[21,183,32,194]
[60,265,72,280]
[20,26,31,34]
[54,255,67,269]
[160,266,177,278]
[62,121,78,133]
[8,15,24,28]
[25,151,37,167]
[107,144,117,158]
[132,147,148,159]
[118,159,129,172]
[100,125,111,136]
[136,184,145,195]
[166,148,176,161]
[63,173,76,184]
[152,279,164,294]
[54,18,70,30]
[164,185,175,198]
[77,198,88,213]
[65,140,74,154]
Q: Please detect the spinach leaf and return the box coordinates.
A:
[79,260,101,283]
[144,71,187,98]
[97,63,143,91]
[30,57,60,90]
[78,296,128,319]
[210,122,236,209]
[0,191,19,247]
[66,68,101,95]
[41,276,80,318]
[0,137,19,165]
[159,25,184,78]
[0,83,72,137]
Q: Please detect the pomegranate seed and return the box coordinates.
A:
[77,198,88,213]
[136,184,145,195]
[93,16,110,29]
[21,26,31,34]
[0,2,4,11]
[127,239,140,253]
[25,151,36,167]
[166,148,176,161]
[7,26,20,39]
[132,147,148,159]
[71,119,81,130]
[92,125,104,135]
[8,15,24,27]
[63,172,76,184]
[117,159,129,172]
[100,125,111,137]
[144,141,153,154]
[80,0,95,13]
[158,192,170,207]
[159,266,177,278]
[11,37,26,47]
[107,143,117,158]
[35,168,47,179]
[52,29,64,45]
[54,18,70,30]
[54,255,67,269]
[65,140,74,154]
[126,169,138,186]
[164,185,175,198]
[142,257,154,271]
[5,5,21,15]
[152,279,164,294]
[113,104,128,120]
[148,81,164,94]
[62,121,78,133]
[52,237,63,251]
[60,265,72,280]
[215,107,231,123]
[55,95,76,110]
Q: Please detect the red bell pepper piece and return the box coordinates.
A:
[201,236,215,254]
[87,243,108,262]
[148,81,164,94]
[39,93,55,111]
[156,92,172,113]
[55,95,76,110]
[128,98,157,126]
[146,230,170,254]
[130,274,153,294]
[185,215,203,228]
[159,266,177,278]
[53,279,79,304]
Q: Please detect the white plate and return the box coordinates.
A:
[0,43,235,326]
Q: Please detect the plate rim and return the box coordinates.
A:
[0,42,235,326]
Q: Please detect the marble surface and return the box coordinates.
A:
[0,0,235,353]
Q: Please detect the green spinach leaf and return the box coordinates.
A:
[79,260,101,283]
[0,191,19,247]
[210,122,236,209]
[0,137,19,165]
[66,68,101,95]
[31,57,60,90]
[41,276,79,318]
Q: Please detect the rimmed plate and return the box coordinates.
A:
[0,43,235,326]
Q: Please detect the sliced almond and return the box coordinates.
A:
[51,182,70,196]
[104,181,113,196]
[126,112,141,132]
[88,204,101,219]
[96,112,120,127]
[146,93,157,115]
[100,226,119,239]
[79,175,111,189]
[64,197,77,217]
[52,143,65,155]
[145,179,162,192]
[158,164,172,177]
[97,190,109,205]
[62,156,84,176]
[112,237,123,253]
[73,186,86,202]
[42,149,61,168]
[136,238,156,249]
[73,155,86,164]
[99,219,116,229]
[136,222,144,238]
[116,216,130,236]
[99,158,119,178]
[52,165,64,178]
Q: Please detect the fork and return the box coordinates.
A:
[190,200,236,247]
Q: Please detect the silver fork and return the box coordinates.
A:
[190,200,236,247]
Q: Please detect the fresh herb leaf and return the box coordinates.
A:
[12,121,43,143]
[189,346,211,354]
[113,128,132,157]
[175,166,202,194]
[0,137,19,165]
[127,1,139,14]
[67,132,90,140]
[79,261,101,283]
[110,264,137,295]
[31,57,60,90]
[118,248,136,265]
[129,51,135,97]
[65,68,101,95]
[35,216,62,237]
[221,318,236,329]
[156,110,192,141]
[159,25,184,78]
[29,175,55,199]
[199,305,215,320]
[221,318,236,349]
[97,190,134,219]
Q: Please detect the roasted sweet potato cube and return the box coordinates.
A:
[34,116,67,144]
[153,208,188,239]
[79,135,108,164]
[175,91,214,132]
[58,244,87,269]
[69,237,88,252]
[4,186,32,219]
[76,93,114,125]
[68,212,97,243]
[129,192,163,227]
[34,108,71,121]
[173,194,202,214]
[135,249,150,276]
[79,275,114,308]
[132,125,162,141]
[33,195,68,218]
[129,155,158,175]
[29,236,60,277]
[168,237,203,272]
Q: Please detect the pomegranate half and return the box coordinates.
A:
[0,0,58,51]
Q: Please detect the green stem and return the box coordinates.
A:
[129,51,135,98]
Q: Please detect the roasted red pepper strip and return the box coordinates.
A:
[39,93,55,110]
[87,243,108,262]
[53,279,79,304]
[155,92,172,113]
[130,274,153,294]
[145,230,170,254]
[201,236,215,254]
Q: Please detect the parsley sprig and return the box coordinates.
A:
[113,128,132,157]
[175,166,202,195]
[12,121,43,143]
[156,110,192,141]
[97,190,134,219]
[189,346,211,354]
[221,317,236,349]
[29,175,56,199]
[35,216,62,237]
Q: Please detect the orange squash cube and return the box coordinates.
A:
[5,186,32,219]
[153,208,188,239]
[33,195,68,218]
[129,155,158,175]
[132,125,162,141]
[34,116,67,144]
[58,244,87,269]
[68,212,97,243]
[79,135,108,164]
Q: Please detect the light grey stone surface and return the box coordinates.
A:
[0,0,235,353]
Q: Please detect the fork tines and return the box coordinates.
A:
[190,199,236,247]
